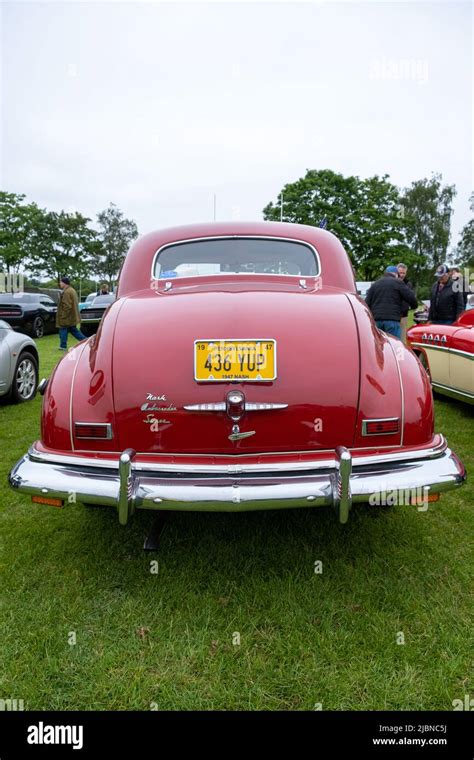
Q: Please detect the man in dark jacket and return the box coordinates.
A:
[428,265,465,324]
[397,262,416,342]
[450,267,468,309]
[365,265,418,339]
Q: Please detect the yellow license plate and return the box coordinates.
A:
[195,340,276,382]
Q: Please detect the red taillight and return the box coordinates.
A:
[363,418,399,436]
[74,422,112,439]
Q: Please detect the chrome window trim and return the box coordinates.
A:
[411,342,474,360]
[28,436,448,474]
[150,235,322,282]
[362,417,400,436]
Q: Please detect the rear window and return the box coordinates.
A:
[153,238,319,279]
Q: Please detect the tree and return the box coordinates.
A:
[400,174,456,285]
[0,191,46,273]
[356,175,414,280]
[263,169,361,254]
[95,203,138,283]
[263,169,411,279]
[29,210,100,285]
[453,192,474,269]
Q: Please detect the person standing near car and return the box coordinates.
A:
[365,265,418,339]
[428,264,465,325]
[97,282,110,296]
[56,276,86,350]
[450,267,468,309]
[397,262,415,343]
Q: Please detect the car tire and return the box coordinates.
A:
[11,351,38,403]
[31,316,44,338]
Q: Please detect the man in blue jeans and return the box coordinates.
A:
[365,266,418,339]
[56,276,86,350]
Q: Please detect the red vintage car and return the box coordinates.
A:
[407,310,474,404]
[9,222,466,525]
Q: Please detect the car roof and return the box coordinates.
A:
[92,294,116,304]
[118,221,357,296]
[0,292,37,302]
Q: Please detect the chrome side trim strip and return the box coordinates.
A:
[387,339,405,446]
[411,342,474,360]
[69,341,88,452]
[432,383,474,403]
[28,436,448,474]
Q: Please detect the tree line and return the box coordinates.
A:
[0,193,139,286]
[263,170,473,295]
[1,172,472,297]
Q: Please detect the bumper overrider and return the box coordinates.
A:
[8,436,466,524]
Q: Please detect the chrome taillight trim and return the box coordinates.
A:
[362,417,400,436]
[74,422,113,440]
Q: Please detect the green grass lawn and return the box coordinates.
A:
[0,334,472,711]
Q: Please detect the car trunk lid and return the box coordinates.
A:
[111,285,361,455]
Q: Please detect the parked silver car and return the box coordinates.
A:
[0,320,39,402]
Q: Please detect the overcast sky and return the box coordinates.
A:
[1,0,472,248]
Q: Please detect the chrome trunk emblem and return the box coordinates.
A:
[228,425,256,441]
[184,400,288,413]
[226,390,246,421]
[183,391,287,444]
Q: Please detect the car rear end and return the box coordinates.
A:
[0,296,25,332]
[7,225,467,524]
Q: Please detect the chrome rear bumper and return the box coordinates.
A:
[8,439,466,524]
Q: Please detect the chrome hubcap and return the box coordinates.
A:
[16,359,36,398]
